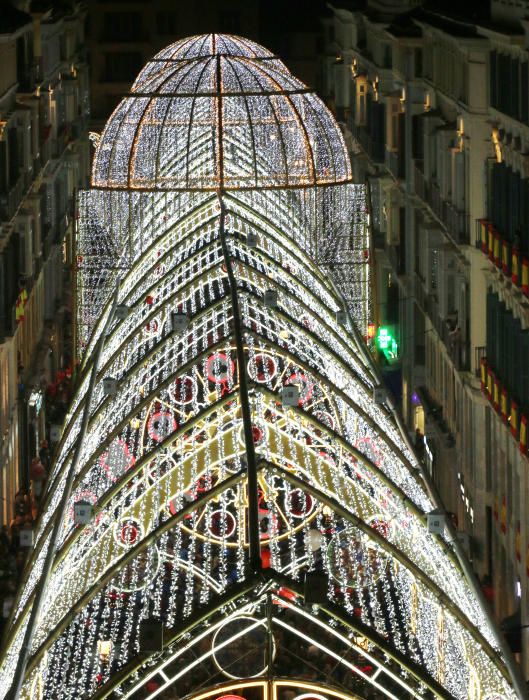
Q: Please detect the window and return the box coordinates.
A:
[219,10,241,34]
[156,11,177,35]
[103,52,143,83]
[8,128,19,188]
[383,44,392,69]
[102,12,142,42]
[0,142,7,194]
[487,289,529,409]
[414,48,422,78]
[390,102,400,150]
[490,49,528,121]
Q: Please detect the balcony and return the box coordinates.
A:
[414,276,470,372]
[351,123,370,154]
[350,124,385,164]
[480,357,528,455]
[386,149,403,179]
[0,176,26,222]
[475,218,529,297]
[414,163,470,245]
[70,116,86,140]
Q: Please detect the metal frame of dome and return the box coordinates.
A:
[91,34,352,191]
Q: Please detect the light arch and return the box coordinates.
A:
[0,34,521,700]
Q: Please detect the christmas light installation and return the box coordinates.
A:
[0,34,522,700]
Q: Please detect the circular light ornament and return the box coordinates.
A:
[208,509,237,538]
[284,372,314,405]
[170,375,198,405]
[327,528,388,589]
[99,438,135,482]
[207,353,235,384]
[114,518,143,547]
[212,616,274,679]
[286,489,314,519]
[147,410,177,442]
[144,318,160,336]
[238,421,268,448]
[248,353,277,383]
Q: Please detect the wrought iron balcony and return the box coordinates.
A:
[414,163,469,244]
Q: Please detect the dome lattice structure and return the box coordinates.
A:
[0,34,522,700]
[92,34,351,191]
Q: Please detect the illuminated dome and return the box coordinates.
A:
[91,33,352,190]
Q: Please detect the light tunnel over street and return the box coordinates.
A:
[0,34,520,700]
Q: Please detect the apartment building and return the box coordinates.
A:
[86,0,328,125]
[324,0,529,676]
[86,0,261,123]
[0,2,90,524]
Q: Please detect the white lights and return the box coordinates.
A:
[0,33,517,700]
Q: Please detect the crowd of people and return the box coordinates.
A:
[0,487,38,634]
[0,437,51,631]
[0,360,75,636]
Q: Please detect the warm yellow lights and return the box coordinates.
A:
[274,681,361,700]
[456,116,465,151]
[492,127,503,163]
[97,639,112,662]
[372,77,379,101]
[424,92,431,111]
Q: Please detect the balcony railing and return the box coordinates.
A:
[414,276,470,372]
[475,218,529,297]
[474,346,486,379]
[350,124,385,163]
[0,176,25,222]
[480,357,528,455]
[386,150,402,179]
[351,123,370,154]
[414,163,470,244]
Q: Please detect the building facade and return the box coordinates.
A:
[86,0,260,124]
[0,2,90,525]
[0,34,522,700]
[85,0,328,126]
[323,0,529,678]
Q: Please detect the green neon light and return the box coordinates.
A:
[376,327,399,359]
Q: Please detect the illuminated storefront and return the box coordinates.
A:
[0,35,520,700]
